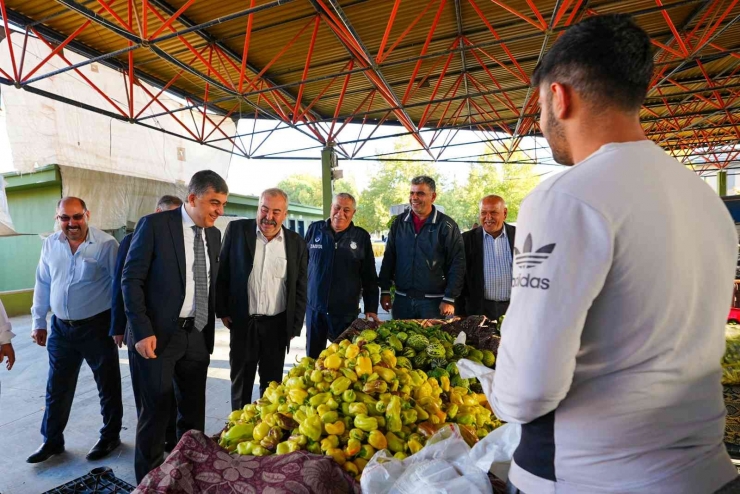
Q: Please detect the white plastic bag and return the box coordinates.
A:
[360,424,493,494]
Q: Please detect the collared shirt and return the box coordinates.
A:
[179,205,211,318]
[32,226,118,329]
[0,299,14,345]
[248,225,287,316]
[483,226,512,302]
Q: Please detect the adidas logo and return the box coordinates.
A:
[514,234,556,269]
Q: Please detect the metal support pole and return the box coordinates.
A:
[718,169,728,196]
[321,145,336,218]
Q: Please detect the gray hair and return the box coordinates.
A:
[411,175,436,193]
[156,195,183,211]
[188,170,229,197]
[333,192,356,209]
[261,188,289,205]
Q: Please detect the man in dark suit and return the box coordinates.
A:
[456,195,516,321]
[122,171,227,483]
[216,188,308,410]
[109,194,182,452]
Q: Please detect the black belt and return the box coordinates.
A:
[249,312,285,321]
[58,309,110,327]
[177,317,195,331]
[484,299,510,303]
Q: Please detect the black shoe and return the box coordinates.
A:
[86,437,121,461]
[27,443,64,463]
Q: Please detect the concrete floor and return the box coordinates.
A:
[0,313,390,494]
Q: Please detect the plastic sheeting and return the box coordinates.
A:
[59,166,187,231]
[0,176,16,236]
[0,37,233,183]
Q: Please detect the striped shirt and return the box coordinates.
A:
[483,227,512,302]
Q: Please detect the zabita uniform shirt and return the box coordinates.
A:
[492,141,738,494]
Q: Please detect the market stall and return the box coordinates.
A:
[134,317,510,493]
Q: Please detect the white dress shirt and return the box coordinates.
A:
[248,225,287,316]
[179,205,211,318]
[0,299,14,346]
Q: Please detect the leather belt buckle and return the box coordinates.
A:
[178,317,194,331]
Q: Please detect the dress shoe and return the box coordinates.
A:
[27,443,64,463]
[86,437,121,461]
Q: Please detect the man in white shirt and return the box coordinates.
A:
[216,189,308,409]
[0,299,15,373]
[493,14,739,494]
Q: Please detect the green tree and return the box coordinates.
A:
[354,140,439,233]
[277,173,358,208]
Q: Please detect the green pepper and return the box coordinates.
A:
[401,409,417,426]
[359,444,376,460]
[321,411,339,424]
[236,441,256,455]
[348,402,368,416]
[276,441,292,455]
[386,432,406,454]
[375,400,387,414]
[385,396,402,433]
[456,414,476,426]
[251,445,270,457]
[341,402,351,416]
[253,422,271,441]
[363,379,388,395]
[299,415,323,441]
[310,369,324,383]
[354,414,379,432]
[306,441,321,454]
[342,389,356,403]
[446,404,459,419]
[349,428,366,442]
[330,377,352,395]
[321,434,339,452]
[309,392,331,407]
[223,423,254,443]
[260,427,282,449]
[326,397,340,410]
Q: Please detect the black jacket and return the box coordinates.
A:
[109,232,132,338]
[455,224,516,316]
[305,219,379,316]
[122,207,221,354]
[215,219,308,343]
[379,206,465,304]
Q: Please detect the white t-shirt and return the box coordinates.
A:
[492,141,738,494]
[0,299,13,345]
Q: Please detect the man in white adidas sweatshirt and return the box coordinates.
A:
[493,14,739,494]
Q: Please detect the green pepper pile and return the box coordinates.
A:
[218,321,501,481]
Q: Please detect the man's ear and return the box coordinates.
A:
[550,82,571,120]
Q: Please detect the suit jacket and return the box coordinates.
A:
[109,232,133,338]
[455,224,516,316]
[122,207,221,354]
[216,219,308,346]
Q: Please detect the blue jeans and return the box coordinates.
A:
[391,295,443,320]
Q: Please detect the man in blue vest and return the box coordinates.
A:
[305,193,379,358]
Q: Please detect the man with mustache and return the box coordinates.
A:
[379,176,465,319]
[28,197,123,463]
[216,188,308,410]
[492,14,739,493]
[456,195,516,322]
[109,194,182,453]
[304,193,379,359]
[123,171,226,482]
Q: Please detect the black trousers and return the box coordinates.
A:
[42,310,122,447]
[483,299,510,322]
[132,323,209,483]
[127,341,177,448]
[306,308,356,359]
[230,312,287,410]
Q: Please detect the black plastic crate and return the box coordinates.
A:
[41,467,135,494]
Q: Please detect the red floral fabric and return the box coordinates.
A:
[134,431,361,494]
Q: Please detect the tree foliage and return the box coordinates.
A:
[277,174,358,209]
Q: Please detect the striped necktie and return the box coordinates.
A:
[192,226,208,331]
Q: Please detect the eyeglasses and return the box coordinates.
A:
[57,213,86,222]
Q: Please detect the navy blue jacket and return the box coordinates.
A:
[215,219,308,341]
[122,207,221,354]
[305,220,379,316]
[379,206,465,304]
[109,233,132,337]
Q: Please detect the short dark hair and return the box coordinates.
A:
[531,14,653,111]
[156,195,183,210]
[57,197,87,211]
[411,175,436,193]
[188,170,229,197]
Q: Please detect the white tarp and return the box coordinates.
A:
[0,36,233,183]
[0,176,16,235]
